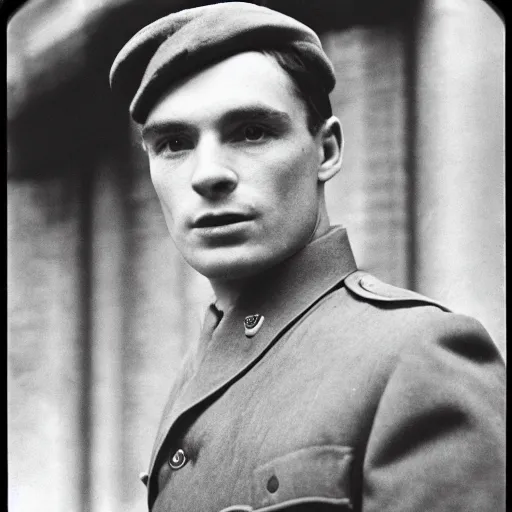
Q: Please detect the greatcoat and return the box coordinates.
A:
[144,227,505,512]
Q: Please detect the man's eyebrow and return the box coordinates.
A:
[219,105,292,126]
[141,105,291,140]
[141,121,193,141]
[140,120,194,140]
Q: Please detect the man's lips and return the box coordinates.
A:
[192,212,255,228]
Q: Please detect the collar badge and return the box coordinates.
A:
[244,314,264,338]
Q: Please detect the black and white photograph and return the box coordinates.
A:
[7,1,505,511]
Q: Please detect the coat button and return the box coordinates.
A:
[169,448,187,470]
[266,475,279,493]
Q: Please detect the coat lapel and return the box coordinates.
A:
[147,227,357,504]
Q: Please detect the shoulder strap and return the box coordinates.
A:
[344,270,451,312]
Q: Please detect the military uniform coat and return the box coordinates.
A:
[144,227,505,511]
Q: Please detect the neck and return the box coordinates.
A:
[210,210,332,312]
[209,278,248,313]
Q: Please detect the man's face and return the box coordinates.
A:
[142,51,327,280]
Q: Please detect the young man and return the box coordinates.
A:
[110,3,505,511]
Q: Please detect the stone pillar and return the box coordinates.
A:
[8,178,84,512]
[413,0,505,354]
[89,162,126,512]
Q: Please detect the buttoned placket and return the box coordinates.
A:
[167,302,224,473]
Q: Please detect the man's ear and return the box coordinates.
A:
[317,116,343,183]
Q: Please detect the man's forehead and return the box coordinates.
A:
[144,52,298,126]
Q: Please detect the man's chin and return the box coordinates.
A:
[184,249,277,282]
[191,260,267,282]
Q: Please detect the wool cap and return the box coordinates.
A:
[109,2,336,124]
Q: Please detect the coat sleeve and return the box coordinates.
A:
[361,313,505,512]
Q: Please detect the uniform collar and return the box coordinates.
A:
[147,226,357,506]
[214,225,356,337]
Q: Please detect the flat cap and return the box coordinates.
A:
[109,2,336,124]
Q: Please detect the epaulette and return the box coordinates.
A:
[344,270,451,312]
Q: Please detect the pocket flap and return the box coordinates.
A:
[252,445,353,510]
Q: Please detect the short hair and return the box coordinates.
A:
[262,47,333,135]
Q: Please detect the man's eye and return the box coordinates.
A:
[158,136,193,153]
[239,125,270,142]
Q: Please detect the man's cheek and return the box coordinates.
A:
[277,169,311,203]
[152,182,178,226]
[152,175,173,205]
[263,161,298,196]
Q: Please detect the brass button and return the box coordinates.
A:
[266,475,279,493]
[169,448,187,470]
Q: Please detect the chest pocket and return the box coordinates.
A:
[250,445,353,511]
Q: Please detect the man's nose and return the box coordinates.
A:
[191,138,238,199]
